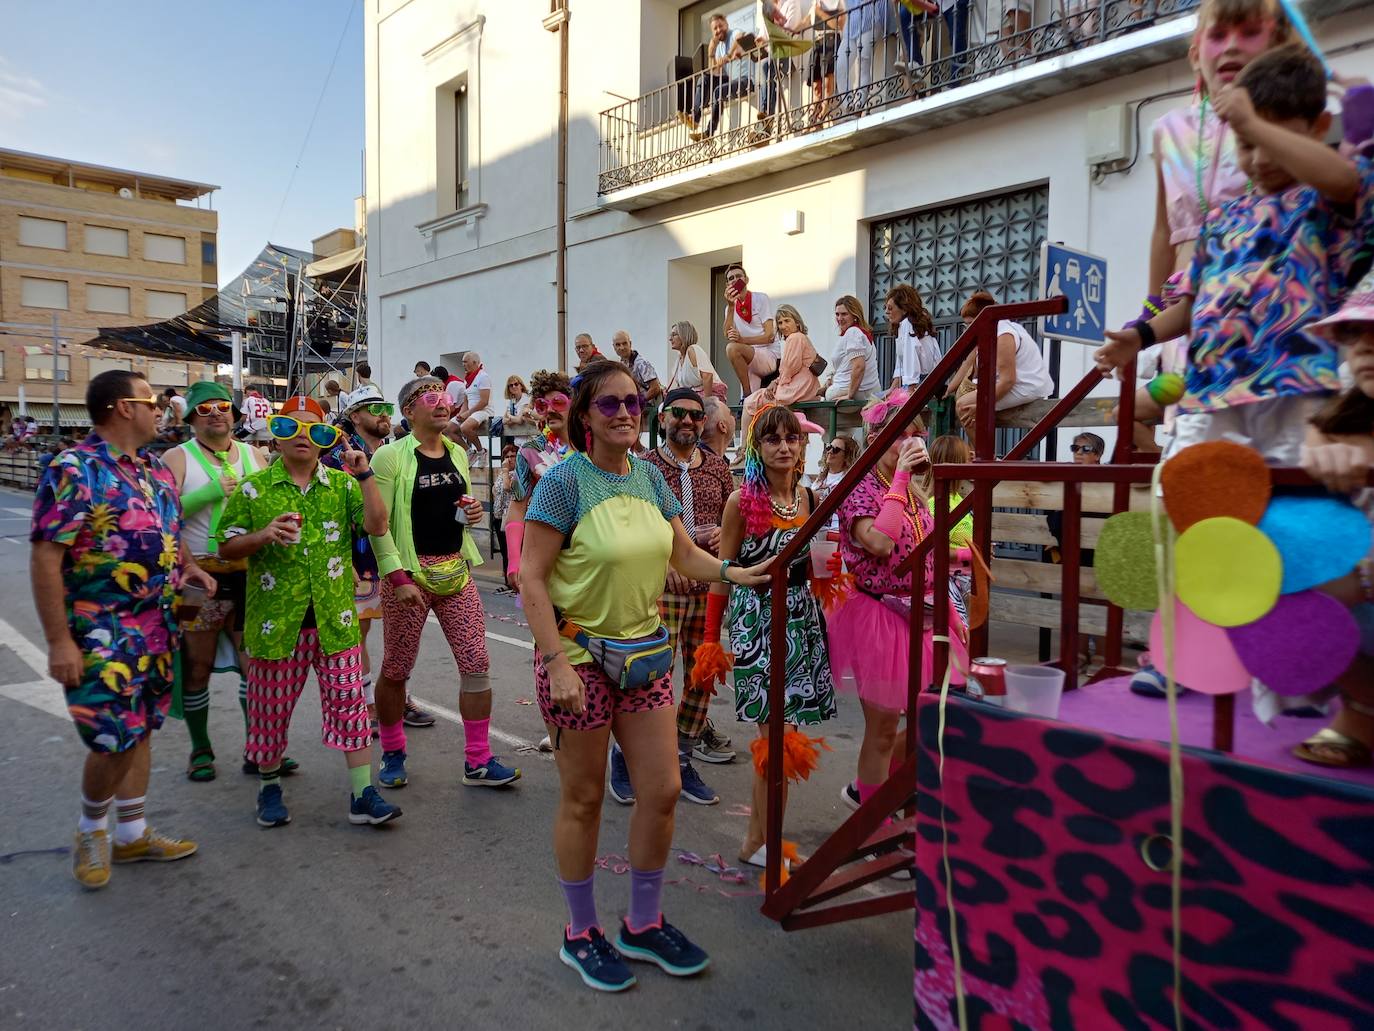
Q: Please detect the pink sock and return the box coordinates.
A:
[856,779,882,805]
[464,718,492,766]
[379,721,406,753]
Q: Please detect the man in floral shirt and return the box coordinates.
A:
[218,394,400,830]
[31,370,217,890]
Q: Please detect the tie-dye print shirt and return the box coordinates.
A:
[30,433,182,635]
[1177,156,1374,413]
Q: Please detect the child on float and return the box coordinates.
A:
[1127,0,1292,452]
[1294,271,1374,769]
[828,394,970,812]
[694,402,837,872]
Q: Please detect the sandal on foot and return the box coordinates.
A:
[740,845,795,872]
[1293,728,1373,769]
[187,748,216,782]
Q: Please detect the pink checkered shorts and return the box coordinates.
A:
[244,629,370,766]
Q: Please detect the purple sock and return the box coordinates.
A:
[559,873,599,937]
[627,867,665,933]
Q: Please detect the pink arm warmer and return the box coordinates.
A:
[505,520,525,578]
[871,470,912,543]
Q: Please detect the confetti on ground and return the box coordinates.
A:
[591,850,763,899]
[514,697,534,705]
[725,803,753,818]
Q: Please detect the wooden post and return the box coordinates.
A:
[1213,693,1235,752]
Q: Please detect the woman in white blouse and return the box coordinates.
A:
[886,284,942,391]
[819,295,881,402]
[665,320,724,401]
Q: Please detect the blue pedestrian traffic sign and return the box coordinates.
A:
[1039,243,1108,346]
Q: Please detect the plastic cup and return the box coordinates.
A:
[179,583,207,625]
[810,538,839,578]
[1003,665,1066,719]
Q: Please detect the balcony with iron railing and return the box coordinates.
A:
[597,0,1360,208]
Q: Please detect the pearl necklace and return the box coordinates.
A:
[769,483,803,521]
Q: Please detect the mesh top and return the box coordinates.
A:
[528,452,681,532]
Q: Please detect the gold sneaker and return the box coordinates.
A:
[111,829,199,864]
[73,830,112,890]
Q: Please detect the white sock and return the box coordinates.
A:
[114,795,147,845]
[78,794,113,834]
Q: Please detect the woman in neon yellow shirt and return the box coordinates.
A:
[520,363,770,992]
[923,434,974,624]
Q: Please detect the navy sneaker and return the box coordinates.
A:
[678,761,719,806]
[256,784,290,828]
[463,756,521,787]
[840,781,861,812]
[608,745,635,805]
[349,785,402,826]
[1130,664,1189,699]
[615,917,710,977]
[378,749,408,789]
[559,926,636,993]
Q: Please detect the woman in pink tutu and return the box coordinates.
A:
[829,393,968,811]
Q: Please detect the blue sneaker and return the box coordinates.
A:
[349,785,402,826]
[463,756,521,787]
[559,926,636,993]
[608,745,635,805]
[678,760,719,806]
[378,749,408,789]
[1130,664,1189,699]
[615,917,710,977]
[256,784,290,828]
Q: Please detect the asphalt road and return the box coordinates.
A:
[0,485,912,1030]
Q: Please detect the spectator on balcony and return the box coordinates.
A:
[886,284,942,390]
[690,15,757,140]
[665,321,724,402]
[836,0,883,98]
[723,264,779,395]
[574,333,610,375]
[819,295,881,403]
[934,0,973,84]
[752,0,809,142]
[742,303,821,428]
[807,0,845,121]
[946,289,1054,446]
[989,0,1034,62]
[613,330,663,403]
[501,375,537,439]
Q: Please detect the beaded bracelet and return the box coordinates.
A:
[882,492,909,505]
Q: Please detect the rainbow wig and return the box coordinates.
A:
[740,403,804,537]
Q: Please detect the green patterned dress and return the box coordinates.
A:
[728,520,837,726]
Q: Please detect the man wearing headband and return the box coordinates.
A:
[218,394,401,830]
[367,376,515,791]
[163,381,270,784]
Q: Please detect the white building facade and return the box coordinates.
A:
[365,0,1373,450]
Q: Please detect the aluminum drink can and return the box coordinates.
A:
[968,657,1007,706]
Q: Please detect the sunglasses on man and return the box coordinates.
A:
[194,400,234,417]
[533,392,571,415]
[364,403,395,417]
[664,405,705,422]
[270,415,342,449]
[112,396,160,410]
[406,390,448,410]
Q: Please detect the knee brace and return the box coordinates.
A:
[460,672,492,695]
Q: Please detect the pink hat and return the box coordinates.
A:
[1311,269,1374,340]
[798,416,826,435]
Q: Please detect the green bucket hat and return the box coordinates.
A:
[184,380,238,420]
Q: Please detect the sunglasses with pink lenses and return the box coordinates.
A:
[410,390,447,409]
[533,392,571,414]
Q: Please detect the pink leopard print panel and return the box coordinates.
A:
[914,695,1374,1030]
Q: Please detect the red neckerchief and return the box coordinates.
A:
[464,364,484,387]
[735,290,753,324]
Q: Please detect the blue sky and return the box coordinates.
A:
[1,0,364,286]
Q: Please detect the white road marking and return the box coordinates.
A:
[423,611,535,652]
[0,679,67,720]
[405,695,533,750]
[2,507,31,517]
[0,617,51,681]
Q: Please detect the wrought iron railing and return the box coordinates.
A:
[598,0,1197,194]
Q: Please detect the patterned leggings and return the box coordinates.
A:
[660,591,712,740]
[379,574,489,681]
[244,630,369,766]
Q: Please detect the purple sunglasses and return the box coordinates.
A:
[591,392,646,418]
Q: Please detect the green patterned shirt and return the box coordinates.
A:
[219,460,365,660]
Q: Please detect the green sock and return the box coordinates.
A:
[348,763,372,798]
[183,689,212,753]
[259,765,281,790]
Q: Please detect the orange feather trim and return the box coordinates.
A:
[810,570,856,614]
[750,729,832,783]
[690,641,733,696]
